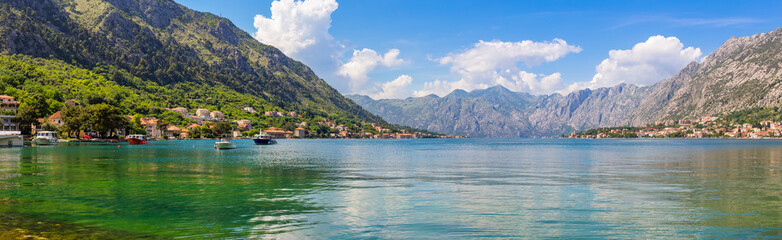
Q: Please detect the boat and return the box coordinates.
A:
[33,131,58,145]
[126,134,147,145]
[253,133,277,145]
[0,131,24,147]
[214,138,236,149]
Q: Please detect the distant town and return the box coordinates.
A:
[567,113,782,139]
[0,95,465,140]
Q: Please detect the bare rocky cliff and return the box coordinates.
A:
[349,28,782,137]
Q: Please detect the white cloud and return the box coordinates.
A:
[564,35,701,93]
[368,75,413,100]
[253,0,350,89]
[415,39,580,96]
[338,48,405,91]
[253,0,340,56]
[439,39,582,73]
[253,0,409,94]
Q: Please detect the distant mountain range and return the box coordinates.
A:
[349,28,782,138]
[0,0,382,123]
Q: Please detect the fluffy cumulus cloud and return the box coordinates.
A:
[564,35,701,93]
[253,0,407,93]
[253,0,340,57]
[338,48,405,91]
[367,75,413,100]
[415,39,581,96]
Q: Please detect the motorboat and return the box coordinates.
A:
[33,131,58,145]
[0,131,24,147]
[214,138,236,149]
[126,134,147,145]
[253,133,277,145]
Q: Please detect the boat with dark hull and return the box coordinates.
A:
[253,133,277,145]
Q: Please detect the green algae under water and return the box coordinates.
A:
[0,139,780,239]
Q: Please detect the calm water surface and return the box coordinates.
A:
[0,139,780,239]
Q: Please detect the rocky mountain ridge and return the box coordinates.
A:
[350,28,782,137]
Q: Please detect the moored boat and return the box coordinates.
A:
[253,132,277,145]
[126,134,147,145]
[33,131,58,145]
[214,138,236,149]
[0,131,24,147]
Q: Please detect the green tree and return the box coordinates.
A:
[156,119,170,138]
[61,105,85,138]
[200,125,215,138]
[127,115,146,134]
[189,127,201,139]
[212,122,231,137]
[84,103,129,137]
[16,93,50,135]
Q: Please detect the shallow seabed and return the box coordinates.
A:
[0,139,780,239]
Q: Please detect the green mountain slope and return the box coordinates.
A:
[0,0,381,123]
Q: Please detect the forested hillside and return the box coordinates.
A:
[0,0,383,124]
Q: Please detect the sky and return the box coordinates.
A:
[175,0,781,99]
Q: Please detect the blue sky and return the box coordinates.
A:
[175,0,781,99]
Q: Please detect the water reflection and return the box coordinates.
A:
[0,139,780,238]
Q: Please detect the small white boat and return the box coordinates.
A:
[214,138,236,149]
[0,131,24,147]
[33,131,59,145]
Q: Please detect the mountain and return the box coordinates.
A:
[350,28,782,137]
[0,0,382,123]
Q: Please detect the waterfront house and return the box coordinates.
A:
[397,133,415,139]
[232,130,242,138]
[0,95,19,131]
[339,131,350,138]
[140,117,161,138]
[47,111,64,126]
[294,127,307,138]
[180,128,189,139]
[165,125,182,138]
[263,127,292,139]
[0,95,19,114]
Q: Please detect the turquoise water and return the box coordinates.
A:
[0,139,780,238]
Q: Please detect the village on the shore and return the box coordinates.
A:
[0,95,464,140]
[567,115,782,139]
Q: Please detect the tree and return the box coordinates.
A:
[127,115,146,134]
[212,122,231,137]
[189,127,201,139]
[61,104,85,137]
[42,122,59,132]
[84,103,129,137]
[156,119,170,138]
[16,93,50,135]
[200,125,215,138]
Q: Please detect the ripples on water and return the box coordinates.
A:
[0,139,780,239]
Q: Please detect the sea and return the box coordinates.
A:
[0,139,780,239]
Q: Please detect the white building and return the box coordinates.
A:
[196,109,210,120]
[210,111,224,120]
